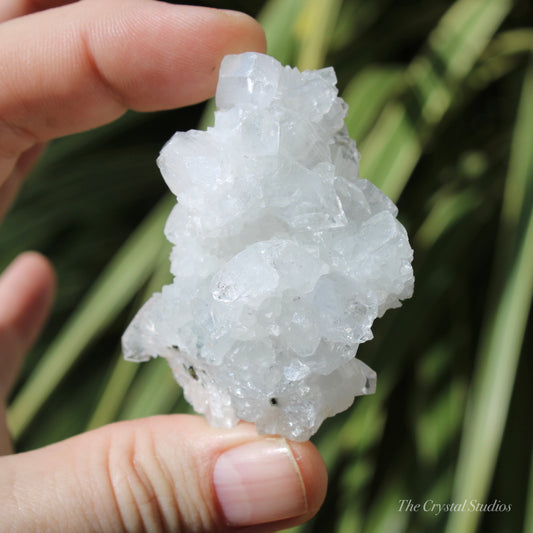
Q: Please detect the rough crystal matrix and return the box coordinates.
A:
[122,52,414,441]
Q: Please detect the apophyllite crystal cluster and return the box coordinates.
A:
[122,52,414,441]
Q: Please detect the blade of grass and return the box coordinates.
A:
[342,66,403,142]
[360,0,511,201]
[415,372,467,466]
[415,188,482,248]
[446,60,533,533]
[480,28,533,60]
[363,477,409,533]
[8,195,174,440]
[258,0,306,64]
[85,240,172,430]
[118,356,183,421]
[85,352,139,431]
[447,179,533,533]
[295,0,343,70]
[469,28,533,88]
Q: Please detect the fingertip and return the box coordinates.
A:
[115,4,268,110]
[1,251,56,339]
[16,250,56,298]
[0,251,55,398]
[212,435,328,531]
[217,9,267,54]
[171,7,267,109]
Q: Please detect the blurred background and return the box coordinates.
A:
[3,0,532,532]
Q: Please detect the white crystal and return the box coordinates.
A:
[122,52,414,441]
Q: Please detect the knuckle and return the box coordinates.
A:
[106,427,180,533]
[79,28,128,111]
[104,421,222,533]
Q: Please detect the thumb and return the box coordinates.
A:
[1,415,327,532]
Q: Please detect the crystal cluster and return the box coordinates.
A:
[122,52,414,441]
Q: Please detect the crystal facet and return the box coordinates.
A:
[122,52,414,441]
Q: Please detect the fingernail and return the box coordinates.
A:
[213,438,308,526]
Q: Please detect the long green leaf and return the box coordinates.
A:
[361,0,511,201]
[446,60,533,533]
[85,239,172,430]
[259,0,306,63]
[468,29,533,90]
[118,357,184,421]
[295,0,343,70]
[343,66,403,142]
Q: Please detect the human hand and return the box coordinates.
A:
[0,1,328,531]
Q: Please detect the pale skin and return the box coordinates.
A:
[0,1,328,531]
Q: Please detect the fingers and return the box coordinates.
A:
[0,0,267,183]
[1,415,328,532]
[0,252,55,401]
[0,252,55,455]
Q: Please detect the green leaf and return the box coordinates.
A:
[343,66,403,142]
[118,357,184,421]
[85,242,172,431]
[295,0,343,70]
[446,60,533,533]
[361,0,512,201]
[259,0,306,64]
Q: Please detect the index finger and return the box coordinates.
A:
[0,0,266,182]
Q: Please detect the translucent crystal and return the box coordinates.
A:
[122,52,414,441]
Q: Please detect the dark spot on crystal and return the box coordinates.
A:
[171,345,180,351]
[188,366,199,380]
[270,397,278,406]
